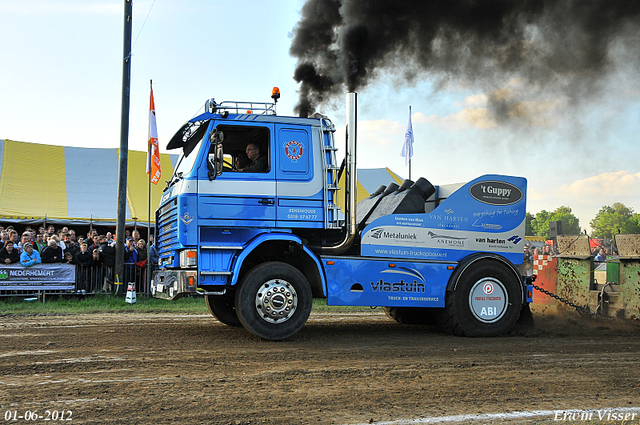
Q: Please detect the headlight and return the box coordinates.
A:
[179,249,197,268]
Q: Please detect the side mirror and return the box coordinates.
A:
[207,129,224,180]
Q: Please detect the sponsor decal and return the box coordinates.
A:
[371,279,425,293]
[284,140,304,161]
[427,231,467,247]
[507,235,522,244]
[180,212,194,225]
[369,227,418,241]
[483,282,494,295]
[370,267,426,293]
[0,264,76,291]
[469,181,523,206]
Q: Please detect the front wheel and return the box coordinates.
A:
[436,259,523,337]
[235,262,312,340]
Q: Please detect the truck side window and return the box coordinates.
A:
[214,125,270,173]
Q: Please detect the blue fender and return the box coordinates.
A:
[229,233,327,295]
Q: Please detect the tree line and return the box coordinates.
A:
[526,202,640,239]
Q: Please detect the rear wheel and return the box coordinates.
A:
[436,259,522,337]
[383,307,436,325]
[235,262,312,340]
[205,293,241,327]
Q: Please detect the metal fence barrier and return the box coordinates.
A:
[0,262,149,298]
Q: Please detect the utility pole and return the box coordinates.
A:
[115,0,133,292]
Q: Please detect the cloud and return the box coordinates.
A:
[358,119,405,147]
[528,171,640,231]
[416,87,565,131]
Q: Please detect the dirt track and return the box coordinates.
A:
[1,309,640,425]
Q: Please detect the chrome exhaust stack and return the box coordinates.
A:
[321,92,357,254]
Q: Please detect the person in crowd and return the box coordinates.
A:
[132,230,141,245]
[16,233,31,254]
[20,242,42,267]
[595,247,606,263]
[9,230,19,246]
[63,232,79,260]
[47,225,55,236]
[124,237,138,263]
[38,226,46,236]
[75,242,92,292]
[64,251,75,264]
[0,230,9,246]
[49,234,66,252]
[90,248,102,266]
[0,241,21,264]
[123,237,138,287]
[76,242,92,266]
[68,229,77,243]
[41,239,63,263]
[136,239,147,264]
[87,234,101,252]
[98,235,116,293]
[106,232,114,246]
[148,241,159,271]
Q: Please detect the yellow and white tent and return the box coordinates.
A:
[1,139,405,226]
[0,139,177,226]
[336,167,406,210]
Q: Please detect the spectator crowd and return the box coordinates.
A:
[0,224,159,293]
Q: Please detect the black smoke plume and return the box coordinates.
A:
[290,0,640,117]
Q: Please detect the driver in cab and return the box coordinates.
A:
[238,143,267,172]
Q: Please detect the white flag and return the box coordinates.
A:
[400,112,414,166]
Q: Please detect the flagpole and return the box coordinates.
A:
[408,105,412,180]
[147,79,153,297]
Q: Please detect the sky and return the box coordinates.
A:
[1,0,639,233]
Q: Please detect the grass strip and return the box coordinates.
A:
[0,295,375,315]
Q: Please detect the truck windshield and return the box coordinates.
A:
[170,136,204,183]
[166,120,210,187]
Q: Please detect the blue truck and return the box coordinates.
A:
[151,91,533,340]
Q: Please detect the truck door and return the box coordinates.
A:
[197,122,276,227]
[275,125,325,228]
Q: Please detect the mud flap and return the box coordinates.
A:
[516,302,534,327]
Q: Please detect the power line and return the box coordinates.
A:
[132,0,157,51]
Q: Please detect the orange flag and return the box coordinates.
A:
[147,85,161,185]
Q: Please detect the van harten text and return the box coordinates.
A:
[554,409,637,422]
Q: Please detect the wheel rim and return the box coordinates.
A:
[468,277,508,323]
[255,279,298,323]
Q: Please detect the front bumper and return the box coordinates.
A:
[151,269,198,300]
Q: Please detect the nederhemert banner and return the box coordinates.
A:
[0,264,76,291]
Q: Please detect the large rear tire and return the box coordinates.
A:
[205,293,242,327]
[436,259,522,337]
[235,262,312,340]
[382,307,436,325]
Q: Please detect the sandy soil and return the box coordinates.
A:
[1,308,639,425]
